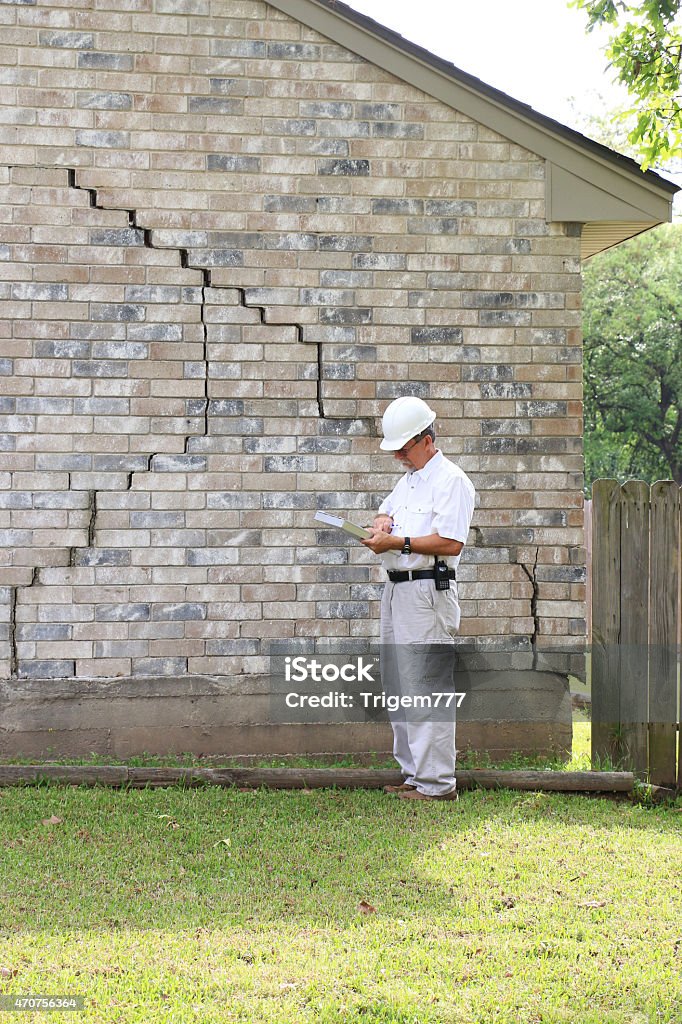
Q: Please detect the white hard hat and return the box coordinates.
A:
[380,396,437,451]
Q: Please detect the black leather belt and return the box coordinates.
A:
[387,569,457,583]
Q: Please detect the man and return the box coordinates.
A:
[361,396,475,802]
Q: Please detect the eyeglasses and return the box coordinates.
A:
[396,434,426,456]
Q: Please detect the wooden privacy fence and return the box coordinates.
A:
[592,480,681,787]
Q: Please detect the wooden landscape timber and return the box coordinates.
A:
[0,765,635,793]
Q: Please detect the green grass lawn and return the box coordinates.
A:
[0,725,680,1024]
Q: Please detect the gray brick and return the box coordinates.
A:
[317,492,371,510]
[321,364,355,380]
[264,456,316,473]
[189,249,244,267]
[297,548,348,565]
[73,549,131,567]
[150,455,207,472]
[319,235,372,253]
[516,510,568,527]
[208,399,244,415]
[530,329,568,345]
[480,310,531,326]
[213,232,264,249]
[516,438,573,454]
[92,342,148,359]
[320,419,373,436]
[481,419,532,436]
[301,289,355,306]
[77,52,134,70]
[411,327,463,344]
[264,195,316,213]
[320,307,372,325]
[516,401,567,417]
[267,234,318,251]
[90,228,144,246]
[152,603,206,621]
[268,42,321,60]
[371,199,423,215]
[536,566,586,583]
[16,624,70,641]
[372,122,423,139]
[211,40,266,58]
[316,602,368,619]
[0,397,16,413]
[207,493,261,509]
[73,360,129,378]
[128,324,183,342]
[91,304,145,323]
[462,365,514,382]
[477,528,535,546]
[189,97,243,115]
[34,341,89,359]
[0,359,12,374]
[377,381,429,400]
[243,438,295,454]
[263,493,316,509]
[319,159,369,176]
[0,492,32,508]
[266,118,316,136]
[133,658,188,677]
[480,383,533,399]
[78,92,132,110]
[350,584,384,601]
[208,417,263,435]
[187,549,240,565]
[18,660,74,679]
[92,455,149,471]
[353,253,406,270]
[318,567,369,583]
[130,512,184,528]
[75,130,130,148]
[206,639,260,656]
[205,529,262,546]
[12,282,67,301]
[209,78,263,97]
[35,454,90,471]
[96,604,151,622]
[39,31,94,48]
[300,101,353,118]
[320,271,372,288]
[408,217,459,235]
[425,200,477,216]
[356,103,401,120]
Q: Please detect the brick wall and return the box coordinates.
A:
[0,0,584,695]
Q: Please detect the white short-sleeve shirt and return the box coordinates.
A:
[377,449,476,571]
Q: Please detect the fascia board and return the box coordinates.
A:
[269,0,676,222]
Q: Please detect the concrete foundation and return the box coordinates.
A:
[0,671,572,761]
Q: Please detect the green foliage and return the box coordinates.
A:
[572,0,682,166]
[583,223,682,489]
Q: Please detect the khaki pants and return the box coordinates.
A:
[380,578,460,796]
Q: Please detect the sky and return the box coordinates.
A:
[341,0,629,135]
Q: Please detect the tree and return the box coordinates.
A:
[572,0,682,167]
[583,224,682,488]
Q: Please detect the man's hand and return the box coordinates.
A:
[361,528,402,554]
[372,514,393,534]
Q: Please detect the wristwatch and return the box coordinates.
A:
[401,536,411,555]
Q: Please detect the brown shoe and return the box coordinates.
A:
[397,788,458,802]
[383,782,417,794]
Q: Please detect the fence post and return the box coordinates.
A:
[649,481,679,787]
[619,481,650,777]
[591,480,622,767]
